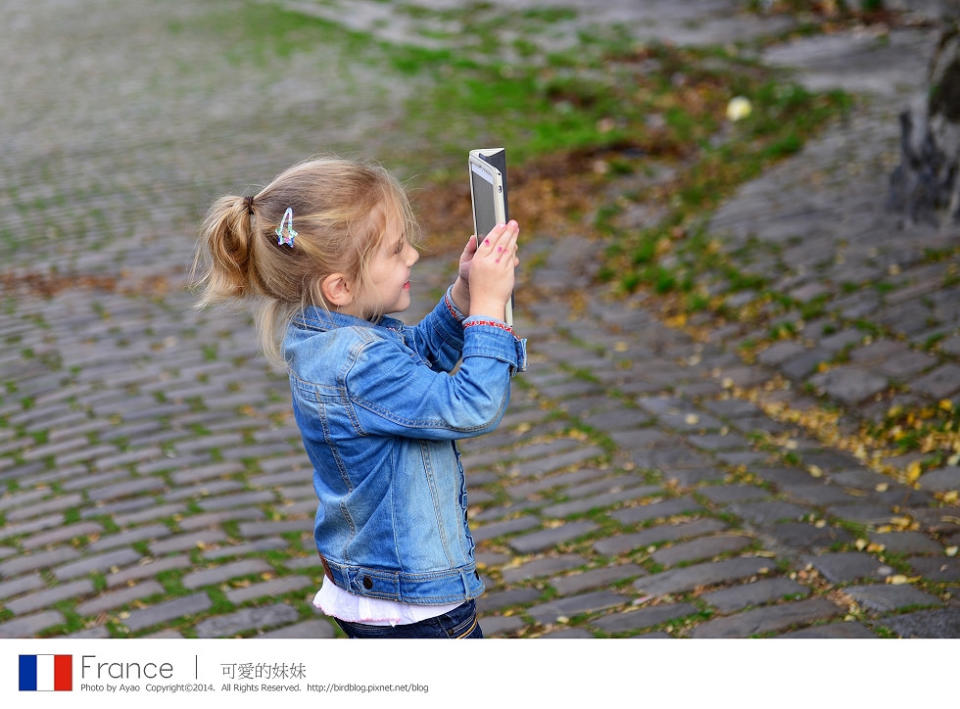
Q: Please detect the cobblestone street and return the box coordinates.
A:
[0,0,958,639]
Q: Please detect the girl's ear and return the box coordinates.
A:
[321,273,353,307]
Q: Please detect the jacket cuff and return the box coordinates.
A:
[461,317,527,374]
[444,286,467,322]
[427,287,467,347]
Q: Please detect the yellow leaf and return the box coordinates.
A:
[946,547,958,557]
[808,465,823,478]
[887,575,909,585]
[854,538,867,551]
[906,461,922,482]
[875,483,889,492]
[726,96,752,121]
[942,490,958,503]
[939,399,954,412]
[614,341,629,353]
[685,414,699,425]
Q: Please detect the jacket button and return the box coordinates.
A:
[362,576,373,590]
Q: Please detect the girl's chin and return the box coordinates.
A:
[388,294,411,313]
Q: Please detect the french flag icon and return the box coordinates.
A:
[19,654,72,691]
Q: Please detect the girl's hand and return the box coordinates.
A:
[458,234,478,284]
[467,221,519,321]
[450,234,478,314]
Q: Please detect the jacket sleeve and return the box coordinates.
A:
[403,287,467,373]
[344,321,527,441]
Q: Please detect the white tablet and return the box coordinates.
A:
[468,148,513,326]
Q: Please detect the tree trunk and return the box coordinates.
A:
[888,2,960,224]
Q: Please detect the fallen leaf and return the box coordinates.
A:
[726,96,752,121]
[906,461,922,483]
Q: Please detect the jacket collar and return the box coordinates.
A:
[294,305,405,333]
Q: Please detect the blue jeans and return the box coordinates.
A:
[334,600,484,639]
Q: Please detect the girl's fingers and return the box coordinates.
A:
[489,221,516,244]
[482,220,519,250]
[495,224,519,263]
[481,223,507,249]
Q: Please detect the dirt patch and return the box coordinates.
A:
[412,144,660,257]
[0,271,178,298]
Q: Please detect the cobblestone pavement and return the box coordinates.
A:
[1,0,958,639]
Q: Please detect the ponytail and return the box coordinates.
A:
[193,195,258,307]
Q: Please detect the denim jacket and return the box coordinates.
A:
[283,290,527,605]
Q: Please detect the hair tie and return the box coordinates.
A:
[243,195,255,214]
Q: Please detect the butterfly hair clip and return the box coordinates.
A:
[275,207,298,247]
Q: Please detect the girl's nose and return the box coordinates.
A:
[406,244,420,267]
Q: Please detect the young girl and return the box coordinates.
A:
[195,158,525,638]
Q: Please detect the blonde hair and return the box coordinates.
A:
[193,157,420,366]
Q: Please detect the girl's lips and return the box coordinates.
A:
[403,281,410,290]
